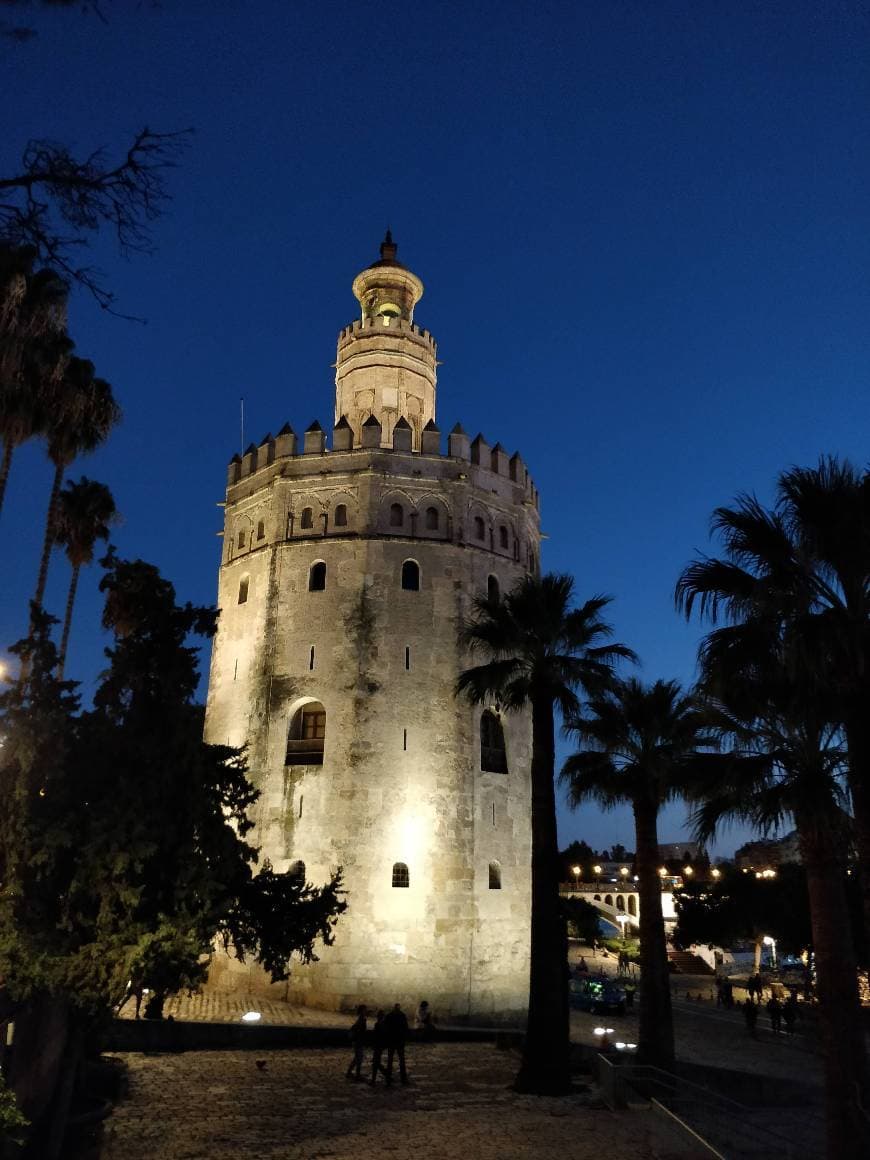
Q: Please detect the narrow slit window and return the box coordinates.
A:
[473,516,485,540]
[499,525,509,549]
[405,646,411,670]
[491,801,496,826]
[257,520,265,541]
[237,528,246,549]
[298,794,303,819]
[489,861,502,890]
[238,576,249,604]
[309,561,327,591]
[334,503,347,527]
[389,502,404,527]
[309,645,315,671]
[300,507,314,530]
[403,728,407,751]
[425,506,439,530]
[233,658,238,681]
[392,862,410,888]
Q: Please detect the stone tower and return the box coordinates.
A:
[204,235,542,1023]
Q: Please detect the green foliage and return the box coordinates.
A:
[673,865,812,957]
[0,1073,28,1144]
[560,896,600,944]
[0,560,346,1023]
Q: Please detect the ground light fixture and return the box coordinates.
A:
[241,1011,262,1023]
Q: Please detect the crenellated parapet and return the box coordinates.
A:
[337,317,437,349]
[224,415,540,512]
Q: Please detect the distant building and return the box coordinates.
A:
[735,832,801,869]
[657,841,707,863]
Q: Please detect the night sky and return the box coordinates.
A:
[2,1,868,856]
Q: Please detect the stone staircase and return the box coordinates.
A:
[668,949,714,975]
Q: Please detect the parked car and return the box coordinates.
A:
[569,974,626,1014]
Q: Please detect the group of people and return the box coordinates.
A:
[346,1001,435,1085]
[742,991,799,1037]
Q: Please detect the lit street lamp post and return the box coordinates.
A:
[571,865,582,892]
[593,864,602,889]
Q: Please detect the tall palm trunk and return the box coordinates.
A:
[633,799,675,1068]
[32,460,63,616]
[0,437,15,517]
[514,695,571,1094]
[844,713,870,960]
[798,812,870,1160]
[56,562,81,679]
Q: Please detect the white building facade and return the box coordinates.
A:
[204,235,541,1022]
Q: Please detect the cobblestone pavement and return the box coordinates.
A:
[100,1045,706,1160]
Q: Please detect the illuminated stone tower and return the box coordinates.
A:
[204,235,542,1022]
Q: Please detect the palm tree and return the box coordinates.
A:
[54,478,119,677]
[690,666,870,1160]
[561,678,720,1068]
[0,247,70,516]
[674,459,870,957]
[457,573,634,1094]
[31,358,120,616]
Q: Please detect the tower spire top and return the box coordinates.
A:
[380,228,397,262]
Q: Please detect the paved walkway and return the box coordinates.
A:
[100,1044,707,1160]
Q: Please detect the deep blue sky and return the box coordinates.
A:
[2,1,868,856]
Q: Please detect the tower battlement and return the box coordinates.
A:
[338,317,437,348]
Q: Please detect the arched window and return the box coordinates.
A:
[498,525,509,549]
[425,506,439,530]
[257,520,265,541]
[487,575,500,603]
[334,503,347,527]
[286,701,326,765]
[616,895,625,911]
[237,575,249,605]
[392,862,410,888]
[488,861,502,890]
[628,895,637,916]
[389,502,404,527]
[401,560,420,591]
[473,516,485,540]
[604,894,613,907]
[300,507,314,530]
[480,710,508,773]
[289,860,305,884]
[309,561,327,591]
[237,528,246,549]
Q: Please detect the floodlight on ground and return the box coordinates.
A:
[241,1011,262,1023]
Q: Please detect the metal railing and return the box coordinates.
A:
[285,738,324,764]
[612,1061,824,1160]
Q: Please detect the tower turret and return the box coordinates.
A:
[335,232,436,450]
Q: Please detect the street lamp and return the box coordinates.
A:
[593,864,602,888]
[619,866,629,881]
[683,865,693,877]
[711,867,721,880]
[571,865,582,892]
[616,914,629,944]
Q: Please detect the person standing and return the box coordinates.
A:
[383,1002,409,1086]
[742,998,758,1037]
[346,1004,367,1080]
[415,1000,435,1041]
[782,994,798,1035]
[767,995,782,1034]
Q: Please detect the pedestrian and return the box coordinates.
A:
[767,995,782,1034]
[783,995,798,1035]
[715,977,724,1008]
[742,998,758,1037]
[369,1009,387,1084]
[346,1004,367,1081]
[578,955,589,974]
[415,999,435,1041]
[383,1002,409,1086]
